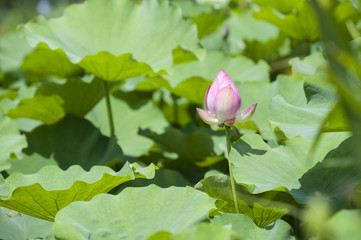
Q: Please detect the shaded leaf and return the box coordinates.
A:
[36,76,104,117]
[24,115,124,170]
[140,127,223,169]
[291,137,361,208]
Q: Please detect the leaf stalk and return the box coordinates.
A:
[103,81,115,136]
[225,126,240,214]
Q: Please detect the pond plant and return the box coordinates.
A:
[0,0,360,239]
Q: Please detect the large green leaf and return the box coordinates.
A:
[20,0,205,81]
[270,94,333,139]
[235,75,338,143]
[229,133,350,193]
[211,213,295,240]
[86,92,168,157]
[53,185,215,240]
[195,175,297,227]
[0,208,53,240]
[0,115,27,171]
[170,223,233,240]
[0,162,157,221]
[24,115,124,170]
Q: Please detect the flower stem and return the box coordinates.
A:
[103,81,115,136]
[225,126,240,214]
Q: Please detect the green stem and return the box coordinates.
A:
[225,126,240,214]
[103,81,115,136]
[171,93,179,126]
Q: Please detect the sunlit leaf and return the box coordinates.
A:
[0,114,27,171]
[225,11,280,55]
[195,174,297,227]
[234,81,277,142]
[253,0,301,13]
[0,162,157,221]
[7,153,57,175]
[170,223,233,240]
[20,0,205,81]
[0,32,32,73]
[164,51,270,88]
[212,213,295,240]
[229,132,350,193]
[324,210,361,240]
[53,185,215,239]
[86,92,168,157]
[20,46,83,78]
[254,1,320,42]
[7,94,65,124]
[270,76,338,139]
[116,169,191,193]
[0,208,53,240]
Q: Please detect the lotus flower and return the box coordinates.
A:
[196,70,257,131]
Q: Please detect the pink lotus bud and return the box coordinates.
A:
[196,70,257,127]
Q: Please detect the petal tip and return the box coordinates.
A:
[235,103,257,123]
[196,108,220,125]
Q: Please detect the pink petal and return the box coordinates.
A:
[196,108,221,125]
[216,70,241,103]
[206,78,219,113]
[235,103,257,123]
[214,86,241,123]
[204,86,211,111]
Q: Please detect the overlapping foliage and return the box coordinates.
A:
[0,0,360,239]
